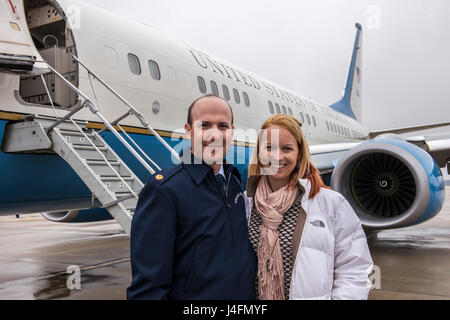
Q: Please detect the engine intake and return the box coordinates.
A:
[331,139,445,229]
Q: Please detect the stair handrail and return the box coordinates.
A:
[72,55,181,163]
[42,62,157,175]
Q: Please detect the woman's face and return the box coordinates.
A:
[259,125,300,184]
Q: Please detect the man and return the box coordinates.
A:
[127,94,256,299]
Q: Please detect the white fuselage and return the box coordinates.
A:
[0,0,369,146]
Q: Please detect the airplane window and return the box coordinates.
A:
[312,116,317,127]
[197,76,206,94]
[275,103,281,114]
[326,121,330,131]
[210,80,219,96]
[281,105,287,114]
[148,60,161,80]
[333,123,337,133]
[243,92,250,107]
[306,114,311,125]
[299,112,305,123]
[127,53,141,75]
[288,108,293,116]
[268,101,274,114]
[222,85,230,101]
[233,88,241,104]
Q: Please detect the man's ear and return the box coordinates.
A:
[184,123,191,140]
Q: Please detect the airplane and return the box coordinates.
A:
[1,0,449,236]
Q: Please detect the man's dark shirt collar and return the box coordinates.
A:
[180,148,241,185]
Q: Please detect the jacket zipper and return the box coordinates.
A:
[289,199,309,299]
[225,170,232,208]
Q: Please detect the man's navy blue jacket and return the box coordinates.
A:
[127,152,256,299]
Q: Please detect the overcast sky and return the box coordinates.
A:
[81,0,450,132]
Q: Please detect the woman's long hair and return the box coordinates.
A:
[248,114,329,199]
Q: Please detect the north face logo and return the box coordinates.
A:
[310,219,325,228]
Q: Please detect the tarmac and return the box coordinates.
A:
[0,187,449,300]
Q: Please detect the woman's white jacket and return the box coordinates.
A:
[246,178,374,300]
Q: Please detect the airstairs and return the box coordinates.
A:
[6,56,180,235]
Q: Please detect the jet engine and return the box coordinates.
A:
[331,139,445,229]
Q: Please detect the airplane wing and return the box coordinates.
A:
[406,133,450,171]
[310,142,361,172]
[369,122,450,170]
[310,132,450,174]
[369,122,450,138]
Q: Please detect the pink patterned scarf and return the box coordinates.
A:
[254,175,298,300]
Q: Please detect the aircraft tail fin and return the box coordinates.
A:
[329,23,363,121]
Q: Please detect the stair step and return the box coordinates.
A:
[59,130,95,137]
[73,145,108,151]
[86,159,120,165]
[49,115,145,235]
[100,175,133,181]
[85,159,129,176]
[72,144,114,160]
[71,140,105,148]
[103,178,137,193]
[115,192,139,209]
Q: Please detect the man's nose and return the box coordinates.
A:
[206,127,223,141]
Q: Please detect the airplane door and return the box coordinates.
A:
[0,0,47,74]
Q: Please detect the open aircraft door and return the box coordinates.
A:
[0,0,48,75]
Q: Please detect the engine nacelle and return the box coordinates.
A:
[42,207,113,223]
[331,139,445,229]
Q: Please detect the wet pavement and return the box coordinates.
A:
[0,187,449,300]
[0,216,130,299]
[368,186,450,300]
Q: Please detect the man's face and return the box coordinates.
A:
[185,97,234,165]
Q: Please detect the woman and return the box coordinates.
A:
[246,114,373,300]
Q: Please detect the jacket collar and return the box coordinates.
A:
[298,179,311,202]
[180,148,241,185]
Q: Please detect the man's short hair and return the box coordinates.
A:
[187,94,234,126]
